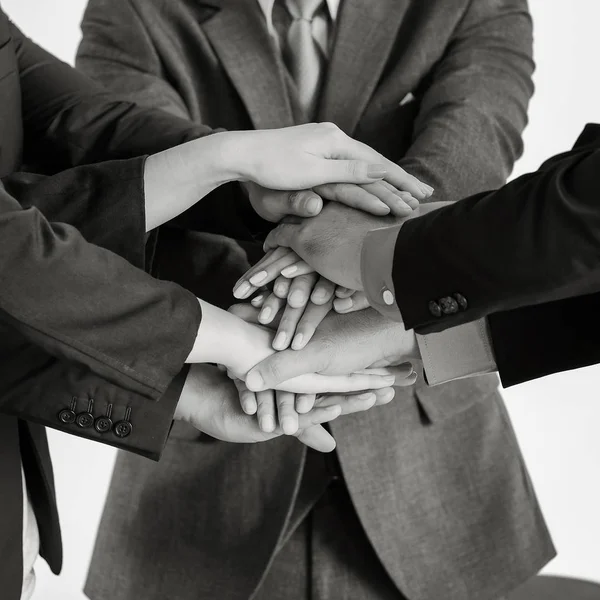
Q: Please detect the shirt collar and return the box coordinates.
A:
[256,0,341,30]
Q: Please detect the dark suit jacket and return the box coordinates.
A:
[0,7,230,598]
[77,2,555,600]
[392,123,600,387]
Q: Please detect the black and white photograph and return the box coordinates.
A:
[1,0,600,599]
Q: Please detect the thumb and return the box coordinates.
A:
[264,223,301,252]
[284,190,323,217]
[245,347,323,391]
[312,159,388,186]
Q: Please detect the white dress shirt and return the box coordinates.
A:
[21,465,40,600]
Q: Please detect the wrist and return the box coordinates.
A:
[186,300,254,367]
[212,130,257,183]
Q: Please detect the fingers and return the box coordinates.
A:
[296,394,316,414]
[250,292,266,308]
[258,293,285,326]
[281,189,323,218]
[256,389,277,433]
[281,260,313,279]
[233,247,299,298]
[233,378,258,415]
[310,157,390,187]
[275,370,398,394]
[286,273,318,308]
[315,386,396,415]
[276,390,299,435]
[310,277,336,305]
[263,223,300,252]
[272,275,292,299]
[273,303,304,350]
[245,347,324,391]
[312,182,390,216]
[359,181,415,216]
[379,180,419,210]
[333,291,370,314]
[294,424,337,452]
[228,302,262,324]
[290,299,333,350]
[382,159,434,200]
[335,286,354,299]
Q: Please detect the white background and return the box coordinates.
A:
[2,0,599,597]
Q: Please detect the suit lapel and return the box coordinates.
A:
[318,0,410,134]
[199,0,295,129]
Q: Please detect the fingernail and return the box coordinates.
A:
[334,297,353,312]
[367,164,387,179]
[281,416,298,435]
[233,281,252,299]
[246,371,264,390]
[251,294,264,305]
[259,306,272,323]
[273,332,287,349]
[421,184,434,196]
[281,265,298,277]
[382,388,396,402]
[260,415,275,432]
[292,333,304,349]
[289,290,305,307]
[242,402,256,415]
[249,271,268,286]
[312,289,325,302]
[306,196,321,215]
[358,392,375,401]
[276,283,288,296]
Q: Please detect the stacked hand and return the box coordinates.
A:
[233,247,369,351]
[170,123,436,451]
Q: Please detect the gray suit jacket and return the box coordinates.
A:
[77,1,555,599]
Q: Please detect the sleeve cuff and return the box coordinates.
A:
[361,225,403,322]
[417,318,497,386]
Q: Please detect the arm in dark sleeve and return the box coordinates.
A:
[488,292,600,388]
[0,162,200,458]
[396,0,534,202]
[74,0,260,240]
[0,160,200,401]
[8,17,213,168]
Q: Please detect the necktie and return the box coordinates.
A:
[283,0,327,118]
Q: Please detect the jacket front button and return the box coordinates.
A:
[114,421,133,438]
[58,409,76,424]
[439,296,459,314]
[428,300,442,317]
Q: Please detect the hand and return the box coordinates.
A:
[263,203,395,289]
[233,377,398,436]
[226,123,434,195]
[242,307,421,392]
[243,179,420,223]
[174,365,342,452]
[264,201,453,289]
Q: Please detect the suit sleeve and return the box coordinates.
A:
[75,0,261,240]
[0,162,201,458]
[8,17,216,169]
[388,132,600,333]
[396,0,534,202]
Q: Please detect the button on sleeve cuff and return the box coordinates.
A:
[361,225,403,322]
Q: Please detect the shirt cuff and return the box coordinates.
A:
[416,319,497,386]
[361,225,403,321]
